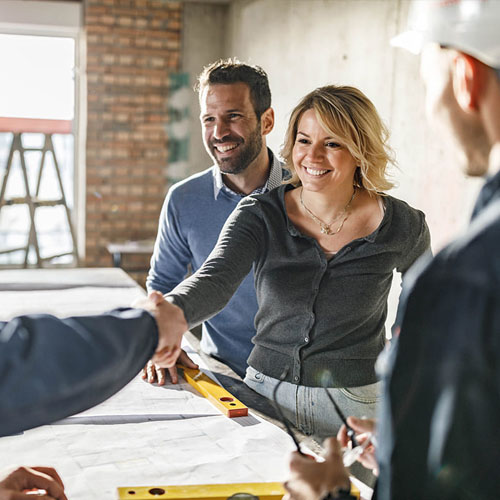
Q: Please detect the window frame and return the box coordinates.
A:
[0,0,86,260]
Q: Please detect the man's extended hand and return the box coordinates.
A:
[284,438,350,500]
[142,350,199,385]
[0,466,67,500]
[337,417,378,475]
[133,291,189,368]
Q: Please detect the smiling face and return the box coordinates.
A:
[200,82,264,175]
[292,109,358,193]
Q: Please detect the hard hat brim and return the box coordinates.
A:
[390,31,425,55]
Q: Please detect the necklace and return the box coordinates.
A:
[300,187,356,236]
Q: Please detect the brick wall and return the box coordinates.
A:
[84,0,182,283]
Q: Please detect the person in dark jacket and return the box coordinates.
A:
[0,291,195,498]
[283,1,500,499]
[0,290,194,438]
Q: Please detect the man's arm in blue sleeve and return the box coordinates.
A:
[147,189,192,294]
[0,308,158,437]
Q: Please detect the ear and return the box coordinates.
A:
[260,107,275,136]
[452,53,483,112]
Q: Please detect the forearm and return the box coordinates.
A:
[147,194,191,294]
[167,203,261,328]
[167,252,253,328]
[0,309,158,436]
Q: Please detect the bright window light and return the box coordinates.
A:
[0,34,74,119]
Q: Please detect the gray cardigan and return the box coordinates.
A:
[169,184,430,387]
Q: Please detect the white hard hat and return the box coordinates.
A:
[391,0,500,68]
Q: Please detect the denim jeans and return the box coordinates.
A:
[244,365,380,441]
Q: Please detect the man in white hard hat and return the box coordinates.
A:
[283,1,500,499]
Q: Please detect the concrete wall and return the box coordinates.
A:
[182,2,228,175]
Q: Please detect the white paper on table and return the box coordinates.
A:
[0,287,146,320]
[0,339,298,500]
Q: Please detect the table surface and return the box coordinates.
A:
[0,268,372,500]
[0,268,299,500]
[106,240,155,255]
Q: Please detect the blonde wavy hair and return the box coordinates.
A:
[281,85,396,194]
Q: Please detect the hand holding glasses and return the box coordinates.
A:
[272,367,375,468]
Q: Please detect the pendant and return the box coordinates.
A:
[320,225,332,235]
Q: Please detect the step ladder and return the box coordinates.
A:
[0,117,79,267]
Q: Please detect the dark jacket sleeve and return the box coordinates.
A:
[0,308,158,437]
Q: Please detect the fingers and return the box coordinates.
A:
[155,365,166,385]
[0,466,67,500]
[143,349,199,387]
[168,366,178,384]
[152,345,181,368]
[284,453,325,500]
[337,424,350,447]
[141,360,153,383]
[337,417,376,447]
[12,493,60,500]
[148,290,164,305]
[283,479,311,500]
[177,350,199,370]
[132,291,164,312]
[153,300,188,356]
[323,437,343,459]
[346,416,376,434]
[336,417,379,474]
[288,451,309,472]
[141,360,166,385]
[30,468,64,490]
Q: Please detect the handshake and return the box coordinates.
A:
[133,291,199,385]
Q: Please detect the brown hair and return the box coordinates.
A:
[196,58,271,120]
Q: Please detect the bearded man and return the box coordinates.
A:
[146,59,283,382]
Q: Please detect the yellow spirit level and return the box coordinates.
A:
[181,366,248,418]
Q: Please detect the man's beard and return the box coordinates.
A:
[210,123,263,175]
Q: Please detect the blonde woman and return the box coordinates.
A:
[154,85,430,439]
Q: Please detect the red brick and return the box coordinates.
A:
[85,0,180,268]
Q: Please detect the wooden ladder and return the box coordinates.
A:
[0,120,79,267]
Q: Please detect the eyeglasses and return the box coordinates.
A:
[322,386,375,467]
[271,367,373,467]
[322,387,359,448]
